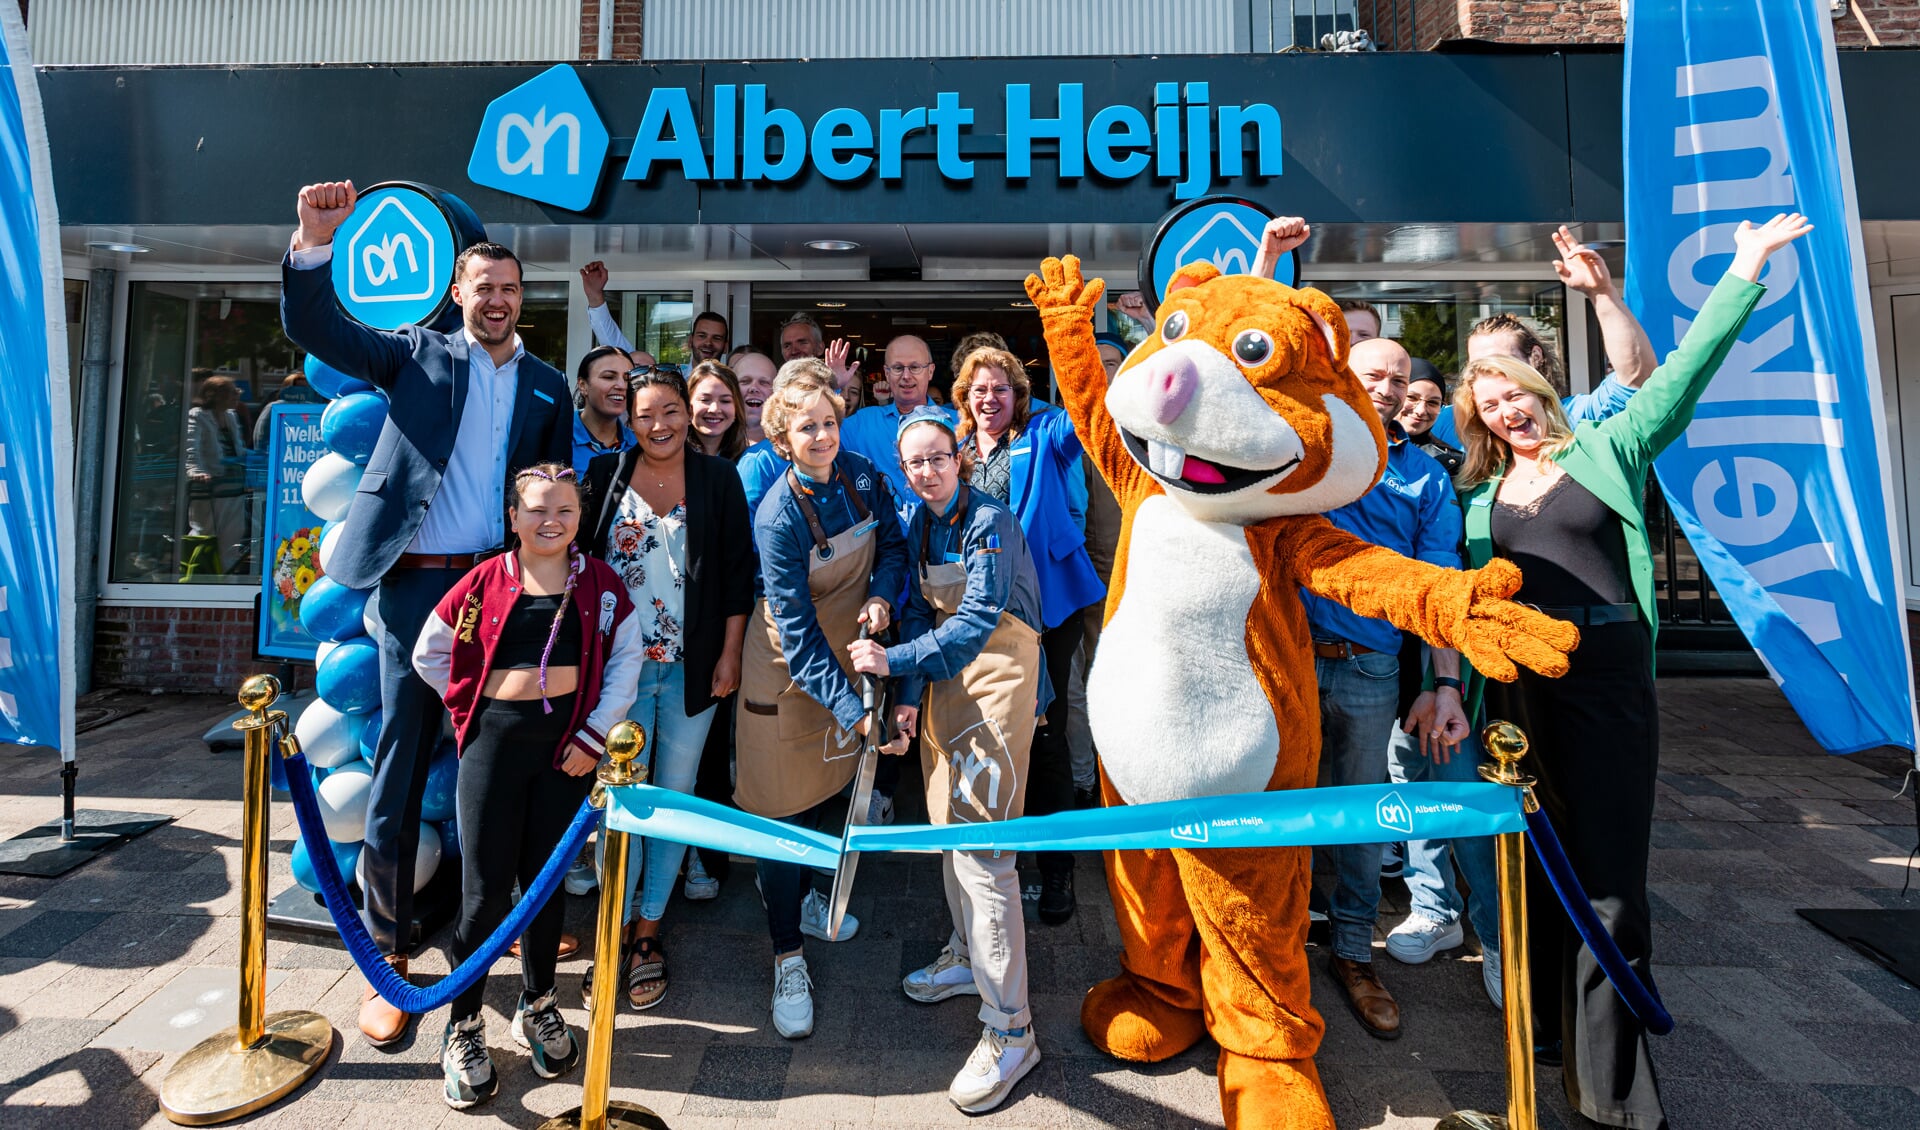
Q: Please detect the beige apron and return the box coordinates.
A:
[735,468,879,819]
[917,493,1043,826]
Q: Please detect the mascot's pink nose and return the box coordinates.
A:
[1146,353,1199,424]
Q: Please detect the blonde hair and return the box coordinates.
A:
[762,357,844,461]
[952,349,1032,443]
[1453,355,1576,489]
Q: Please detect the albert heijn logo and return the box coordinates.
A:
[468,64,611,211]
[328,184,472,332]
[1140,195,1295,314]
[1375,790,1415,837]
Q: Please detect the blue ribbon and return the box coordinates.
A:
[283,751,599,1013]
[604,781,1525,858]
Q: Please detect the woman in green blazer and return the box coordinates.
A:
[1451,213,1811,1129]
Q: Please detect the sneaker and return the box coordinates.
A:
[771,954,814,1038]
[441,1015,499,1110]
[903,945,980,1003]
[683,850,720,901]
[948,1025,1041,1113]
[512,987,581,1079]
[1483,951,1504,1010]
[798,887,859,942]
[1037,870,1075,925]
[564,851,597,897]
[1380,842,1405,880]
[1384,913,1464,965]
[867,791,896,826]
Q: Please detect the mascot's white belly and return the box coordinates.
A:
[1088,494,1280,805]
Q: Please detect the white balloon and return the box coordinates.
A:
[294,698,362,769]
[318,522,350,575]
[362,601,380,641]
[358,820,442,894]
[314,639,342,669]
[302,453,364,523]
[315,761,373,844]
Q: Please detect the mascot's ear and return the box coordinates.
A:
[1164,262,1222,302]
[1294,287,1349,368]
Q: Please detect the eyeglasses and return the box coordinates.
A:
[515,466,577,482]
[629,363,682,378]
[902,453,956,473]
[884,362,935,378]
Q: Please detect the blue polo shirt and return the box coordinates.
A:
[739,438,782,518]
[1428,375,1635,448]
[840,401,957,520]
[571,413,637,479]
[1301,423,1463,655]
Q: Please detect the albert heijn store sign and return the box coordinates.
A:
[467,63,1282,213]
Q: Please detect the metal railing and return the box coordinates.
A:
[1259,0,1422,52]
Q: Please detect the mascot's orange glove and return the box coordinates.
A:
[1430,559,1580,681]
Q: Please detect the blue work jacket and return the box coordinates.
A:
[964,407,1105,630]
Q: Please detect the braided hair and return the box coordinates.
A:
[509,462,585,714]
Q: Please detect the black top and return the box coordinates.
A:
[582,446,757,717]
[494,592,582,669]
[1491,474,1632,607]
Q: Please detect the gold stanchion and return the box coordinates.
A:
[160,675,334,1125]
[539,721,668,1130]
[1437,720,1540,1130]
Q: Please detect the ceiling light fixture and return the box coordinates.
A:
[806,239,860,252]
[87,240,150,254]
[815,301,847,308]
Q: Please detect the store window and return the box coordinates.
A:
[600,291,694,364]
[514,281,570,372]
[111,282,296,586]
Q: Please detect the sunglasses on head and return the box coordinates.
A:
[629,363,682,378]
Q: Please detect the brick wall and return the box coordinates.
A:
[1413,0,1919,47]
[578,0,644,60]
[92,605,310,694]
[1835,0,1920,47]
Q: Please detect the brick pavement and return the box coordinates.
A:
[0,677,1915,1128]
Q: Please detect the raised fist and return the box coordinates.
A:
[295,181,357,250]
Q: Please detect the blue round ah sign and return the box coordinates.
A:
[1140,196,1293,313]
[328,183,482,332]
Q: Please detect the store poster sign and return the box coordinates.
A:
[259,403,326,661]
[469,64,1283,211]
[1625,0,1917,755]
[1139,196,1291,312]
[327,182,487,333]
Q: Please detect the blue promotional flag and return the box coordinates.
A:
[1625,1,1917,755]
[0,7,75,754]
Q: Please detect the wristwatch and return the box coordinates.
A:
[1433,676,1465,694]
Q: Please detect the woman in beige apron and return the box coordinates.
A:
[735,358,909,1040]
[847,410,1048,1115]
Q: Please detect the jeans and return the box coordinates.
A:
[1387,725,1501,953]
[604,661,717,924]
[1314,649,1401,963]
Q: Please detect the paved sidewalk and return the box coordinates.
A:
[0,676,1916,1128]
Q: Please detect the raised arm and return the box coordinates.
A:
[1554,226,1657,388]
[579,261,635,352]
[280,180,411,386]
[1025,256,1144,501]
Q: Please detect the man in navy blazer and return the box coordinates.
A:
[280,181,573,1047]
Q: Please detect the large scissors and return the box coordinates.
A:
[825,623,892,939]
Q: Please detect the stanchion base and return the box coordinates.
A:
[1435,1112,1507,1130]
[536,1101,671,1130]
[159,1010,333,1126]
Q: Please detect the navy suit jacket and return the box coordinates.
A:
[279,255,574,590]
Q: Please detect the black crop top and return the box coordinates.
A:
[493,592,582,669]
[1490,474,1632,607]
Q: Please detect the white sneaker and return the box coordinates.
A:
[798,887,858,942]
[867,791,896,826]
[1384,913,1464,964]
[1483,951,1504,1010]
[683,850,719,901]
[771,954,814,1039]
[563,852,598,897]
[903,945,980,1003]
[948,1025,1040,1113]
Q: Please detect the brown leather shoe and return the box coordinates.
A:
[1329,955,1401,1040]
[509,932,579,960]
[357,954,412,1048]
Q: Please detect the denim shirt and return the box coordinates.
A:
[886,487,1049,713]
[753,451,910,730]
[1301,424,1463,655]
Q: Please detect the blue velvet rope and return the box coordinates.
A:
[1524,807,1675,1035]
[282,751,601,1013]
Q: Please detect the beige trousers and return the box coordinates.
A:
[940,849,1031,1031]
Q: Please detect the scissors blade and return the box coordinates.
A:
[827,647,888,940]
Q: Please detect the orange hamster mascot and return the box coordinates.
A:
[1025,256,1577,1128]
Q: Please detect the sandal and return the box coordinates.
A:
[627,937,667,1011]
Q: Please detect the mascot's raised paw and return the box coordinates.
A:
[1024,255,1105,320]
[1450,558,1580,681]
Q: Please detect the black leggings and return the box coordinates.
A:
[1030,606,1086,877]
[1489,621,1664,1128]
[449,693,595,1023]
[756,800,831,954]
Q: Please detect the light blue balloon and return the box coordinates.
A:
[436,818,461,863]
[420,745,460,823]
[304,354,375,399]
[359,708,383,763]
[290,837,363,894]
[315,639,381,714]
[298,576,371,643]
[321,391,387,465]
